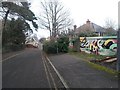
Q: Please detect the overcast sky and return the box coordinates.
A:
[30,0,119,39]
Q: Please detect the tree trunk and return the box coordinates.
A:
[3,10,9,31]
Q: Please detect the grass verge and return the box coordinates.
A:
[69,51,120,76]
[69,51,106,61]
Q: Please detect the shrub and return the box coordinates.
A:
[10,43,25,51]
[43,41,57,54]
[57,36,69,53]
[2,43,25,53]
[43,36,69,54]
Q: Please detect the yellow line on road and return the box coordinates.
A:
[41,51,52,89]
[42,57,52,89]
[44,58,58,90]
[46,56,69,89]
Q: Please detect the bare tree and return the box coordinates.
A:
[104,18,117,36]
[38,0,73,39]
[104,18,116,29]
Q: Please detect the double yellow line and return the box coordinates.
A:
[41,51,69,89]
[41,51,58,89]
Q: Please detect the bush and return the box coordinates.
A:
[71,37,80,52]
[2,43,25,53]
[10,43,25,51]
[43,41,57,54]
[57,36,69,53]
[43,36,69,54]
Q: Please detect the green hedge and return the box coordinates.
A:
[2,43,25,53]
[43,41,57,54]
[43,36,69,54]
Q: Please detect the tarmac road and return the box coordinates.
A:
[2,48,50,88]
[2,48,119,89]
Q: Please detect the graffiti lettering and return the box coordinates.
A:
[80,36,117,56]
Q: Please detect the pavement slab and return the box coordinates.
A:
[49,53,118,88]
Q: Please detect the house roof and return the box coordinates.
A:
[92,23,106,33]
[75,20,106,34]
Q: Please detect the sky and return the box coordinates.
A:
[30,0,120,39]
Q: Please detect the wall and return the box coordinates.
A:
[80,36,117,56]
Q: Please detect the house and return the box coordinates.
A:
[67,20,109,49]
[25,35,39,48]
[74,19,106,36]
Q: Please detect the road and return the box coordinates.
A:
[2,48,118,89]
[2,48,50,88]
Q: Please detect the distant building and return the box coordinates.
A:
[67,20,114,48]
[25,36,39,48]
[39,38,46,43]
[75,19,106,36]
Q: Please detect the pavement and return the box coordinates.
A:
[48,53,118,88]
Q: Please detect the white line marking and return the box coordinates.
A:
[46,56,69,88]
[44,58,58,90]
[42,57,52,89]
[1,52,24,63]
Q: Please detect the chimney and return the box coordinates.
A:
[86,19,90,24]
[74,25,77,31]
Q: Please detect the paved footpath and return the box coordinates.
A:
[49,53,118,88]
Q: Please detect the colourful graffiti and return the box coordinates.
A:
[80,36,117,56]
